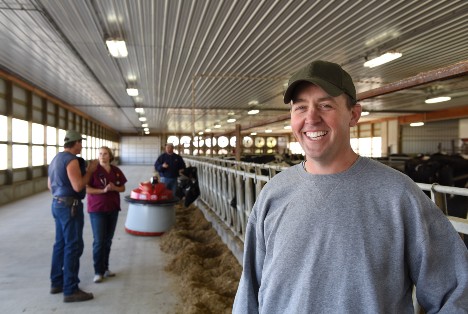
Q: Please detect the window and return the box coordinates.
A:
[12,144,28,168]
[47,126,57,145]
[0,115,7,141]
[12,118,28,143]
[351,137,382,157]
[32,146,44,166]
[31,123,44,144]
[0,144,6,170]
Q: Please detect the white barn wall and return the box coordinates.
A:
[401,120,459,155]
[120,136,162,165]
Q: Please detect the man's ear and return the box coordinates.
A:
[349,103,362,127]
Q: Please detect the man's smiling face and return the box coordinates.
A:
[290,82,360,169]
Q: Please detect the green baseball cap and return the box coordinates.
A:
[64,130,84,144]
[283,60,356,104]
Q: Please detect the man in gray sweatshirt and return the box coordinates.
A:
[233,60,468,313]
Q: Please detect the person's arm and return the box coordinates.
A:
[406,188,468,312]
[67,159,98,192]
[155,155,164,172]
[86,183,125,194]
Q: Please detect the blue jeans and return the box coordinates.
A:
[89,211,119,275]
[160,177,178,196]
[50,199,84,296]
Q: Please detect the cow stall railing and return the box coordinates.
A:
[184,156,286,262]
[184,157,468,264]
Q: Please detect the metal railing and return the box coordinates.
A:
[186,156,468,242]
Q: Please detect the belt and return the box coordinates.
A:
[53,196,81,206]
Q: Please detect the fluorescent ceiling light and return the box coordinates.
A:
[144,127,149,132]
[135,107,144,113]
[250,132,257,135]
[364,52,402,68]
[361,111,370,116]
[228,111,235,115]
[410,122,424,127]
[227,118,236,123]
[284,125,291,129]
[138,117,146,122]
[126,88,139,96]
[214,123,221,128]
[106,39,128,58]
[248,109,259,115]
[141,123,148,127]
[265,129,272,133]
[205,128,211,132]
[425,96,451,104]
[144,131,150,134]
[198,131,204,135]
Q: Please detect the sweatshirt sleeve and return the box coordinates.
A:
[405,186,468,312]
[233,205,266,313]
[154,155,164,172]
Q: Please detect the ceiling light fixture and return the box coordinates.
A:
[135,107,144,113]
[127,88,139,96]
[227,118,236,123]
[248,109,260,115]
[138,117,146,122]
[364,51,402,68]
[410,122,424,127]
[361,111,370,116]
[284,125,291,129]
[250,132,257,135]
[214,123,221,128]
[265,129,272,133]
[105,39,128,58]
[205,128,211,132]
[141,123,148,127]
[425,96,451,104]
[198,131,204,135]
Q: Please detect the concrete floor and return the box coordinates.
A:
[0,165,181,314]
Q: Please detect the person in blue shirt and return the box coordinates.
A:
[48,130,98,303]
[154,142,186,197]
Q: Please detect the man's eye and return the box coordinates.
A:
[319,103,332,109]
[292,105,306,111]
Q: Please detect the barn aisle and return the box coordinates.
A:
[0,165,181,314]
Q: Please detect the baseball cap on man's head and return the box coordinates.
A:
[64,130,84,144]
[283,60,356,104]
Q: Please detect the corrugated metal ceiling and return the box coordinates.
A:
[0,0,467,136]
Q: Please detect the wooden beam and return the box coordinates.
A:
[358,60,468,100]
[398,105,468,124]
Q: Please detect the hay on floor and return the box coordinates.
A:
[160,203,242,314]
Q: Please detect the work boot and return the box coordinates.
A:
[63,288,94,303]
[50,286,63,294]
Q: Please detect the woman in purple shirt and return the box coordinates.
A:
[86,146,127,283]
